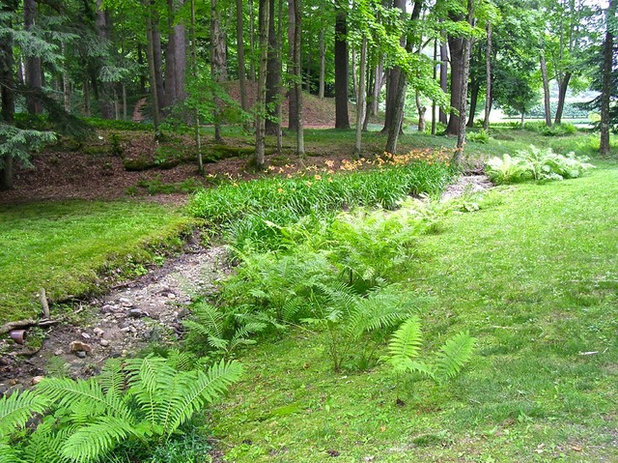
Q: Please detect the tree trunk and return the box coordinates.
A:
[350,49,357,99]
[446,33,464,135]
[599,0,615,155]
[96,0,115,119]
[190,0,203,171]
[382,0,406,134]
[439,41,448,124]
[83,80,91,116]
[521,111,525,127]
[211,0,226,142]
[363,61,374,131]
[152,20,166,115]
[554,72,571,124]
[354,35,367,157]
[431,38,437,134]
[137,44,146,94]
[0,0,16,190]
[334,8,350,129]
[24,0,42,115]
[416,90,426,132]
[318,28,326,98]
[265,0,281,135]
[385,68,406,154]
[236,0,249,118]
[293,0,304,155]
[255,0,270,168]
[372,57,383,116]
[145,1,160,133]
[453,0,474,164]
[288,0,298,131]
[540,50,552,127]
[483,23,491,131]
[164,0,177,108]
[164,0,187,108]
[249,0,256,81]
[466,79,479,127]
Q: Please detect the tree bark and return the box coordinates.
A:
[540,50,552,127]
[83,79,91,116]
[599,0,615,155]
[334,7,350,129]
[554,72,571,124]
[249,0,256,81]
[265,0,281,135]
[96,0,115,119]
[483,22,491,131]
[0,0,16,190]
[372,57,383,116]
[190,0,203,171]
[24,0,42,115]
[446,32,464,135]
[354,35,367,157]
[164,0,187,108]
[293,0,304,155]
[211,0,226,142]
[431,38,437,134]
[439,41,448,124]
[288,0,298,131]
[236,0,249,118]
[382,0,406,134]
[466,79,479,127]
[145,1,160,132]
[416,90,426,132]
[318,28,326,98]
[255,0,270,168]
[453,0,474,164]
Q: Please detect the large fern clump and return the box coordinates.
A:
[0,356,242,463]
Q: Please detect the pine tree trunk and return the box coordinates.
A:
[249,0,256,81]
[24,0,42,115]
[294,0,304,155]
[540,50,552,127]
[96,0,115,119]
[164,0,177,108]
[318,28,326,99]
[599,0,614,155]
[334,8,350,129]
[554,72,571,124]
[255,0,270,168]
[211,0,226,142]
[288,0,298,131]
[439,41,448,124]
[354,35,367,157]
[190,0,203,171]
[483,23,491,131]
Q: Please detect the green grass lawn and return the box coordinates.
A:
[0,200,194,324]
[212,161,618,462]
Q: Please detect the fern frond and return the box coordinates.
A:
[192,302,226,339]
[37,377,131,422]
[22,419,73,463]
[97,359,124,398]
[165,349,198,371]
[0,442,19,463]
[0,389,48,437]
[61,416,137,463]
[386,317,423,371]
[433,332,476,384]
[165,360,243,436]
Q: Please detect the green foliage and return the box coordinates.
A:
[467,129,490,144]
[0,123,56,168]
[1,356,242,463]
[524,122,578,136]
[385,318,476,385]
[83,118,153,132]
[486,145,594,184]
[189,161,452,250]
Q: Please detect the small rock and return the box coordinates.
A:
[167,293,176,299]
[32,376,45,385]
[93,327,104,337]
[70,341,92,353]
[100,304,118,314]
[119,297,132,307]
[128,308,145,318]
[121,349,128,357]
[100,339,110,347]
[54,348,64,356]
[81,333,91,340]
[76,351,86,358]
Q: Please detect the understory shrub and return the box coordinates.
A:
[486,145,593,184]
[0,356,242,463]
[467,129,490,144]
[524,121,577,136]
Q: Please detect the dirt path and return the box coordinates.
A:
[0,243,230,393]
[441,174,493,202]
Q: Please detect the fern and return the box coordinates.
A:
[386,317,424,371]
[433,332,476,384]
[0,389,48,438]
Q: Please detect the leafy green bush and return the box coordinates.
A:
[83,117,153,132]
[0,356,242,463]
[385,317,476,386]
[524,121,577,136]
[189,161,452,249]
[486,145,593,184]
[467,129,490,144]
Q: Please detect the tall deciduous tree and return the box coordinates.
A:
[599,0,616,155]
[255,0,270,168]
[334,3,350,129]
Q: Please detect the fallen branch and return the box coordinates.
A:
[0,319,37,335]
